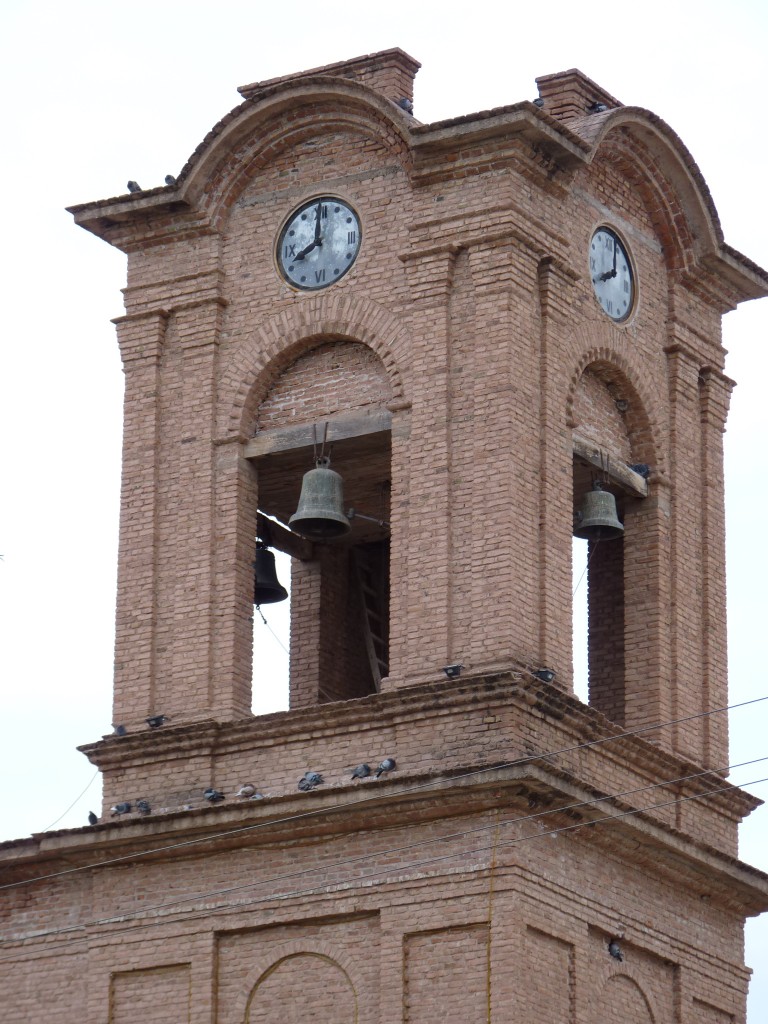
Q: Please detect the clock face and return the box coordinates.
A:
[589,227,634,322]
[277,197,361,290]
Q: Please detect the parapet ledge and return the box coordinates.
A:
[78,672,760,829]
[238,48,421,105]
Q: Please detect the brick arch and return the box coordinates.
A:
[214,113,411,232]
[580,108,724,273]
[565,340,665,476]
[256,340,393,430]
[239,939,361,1024]
[595,972,657,1022]
[217,294,409,439]
[595,134,691,273]
[178,79,413,227]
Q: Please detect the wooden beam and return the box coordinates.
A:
[256,512,314,561]
[572,434,648,498]
[245,408,392,460]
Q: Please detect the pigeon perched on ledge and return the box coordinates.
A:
[351,764,371,780]
[298,771,324,791]
[204,788,225,803]
[375,758,396,778]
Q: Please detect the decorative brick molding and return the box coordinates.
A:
[218,293,409,438]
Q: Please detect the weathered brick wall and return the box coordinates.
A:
[2,781,756,1023]
[256,340,392,430]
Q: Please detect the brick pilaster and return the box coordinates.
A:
[111,309,167,729]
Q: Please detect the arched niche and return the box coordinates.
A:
[246,952,358,1024]
[596,973,656,1022]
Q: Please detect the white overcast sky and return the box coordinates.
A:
[1,0,767,1017]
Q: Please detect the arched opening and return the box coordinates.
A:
[570,365,650,725]
[247,338,393,711]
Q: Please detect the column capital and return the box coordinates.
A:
[112,309,168,366]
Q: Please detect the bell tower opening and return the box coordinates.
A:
[247,339,393,711]
[572,457,627,724]
[251,539,292,715]
[570,365,649,726]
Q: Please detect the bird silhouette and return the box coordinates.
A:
[375,758,396,778]
[127,181,142,193]
[164,174,177,186]
[351,764,371,780]
[110,802,132,816]
[204,788,225,803]
[136,799,151,815]
[87,811,98,825]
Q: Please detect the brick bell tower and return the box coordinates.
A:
[4,50,768,1023]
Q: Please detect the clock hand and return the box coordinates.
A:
[598,240,619,281]
[314,200,323,243]
[294,240,317,260]
[295,202,325,260]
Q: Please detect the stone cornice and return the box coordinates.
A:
[77,673,759,826]
[2,756,766,920]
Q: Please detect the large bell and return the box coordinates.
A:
[573,482,624,541]
[289,457,350,539]
[253,542,288,605]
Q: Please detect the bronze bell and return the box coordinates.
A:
[289,456,350,539]
[253,542,288,605]
[574,482,624,541]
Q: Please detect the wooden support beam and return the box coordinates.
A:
[256,512,314,561]
[245,408,392,460]
[572,434,648,498]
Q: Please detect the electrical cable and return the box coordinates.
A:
[17,754,768,922]
[2,769,766,960]
[254,604,290,655]
[2,692,766,894]
[39,770,99,833]
[572,535,599,598]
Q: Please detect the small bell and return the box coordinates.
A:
[253,542,288,605]
[289,456,350,539]
[574,482,624,541]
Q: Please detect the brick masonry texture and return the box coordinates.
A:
[3,48,768,1023]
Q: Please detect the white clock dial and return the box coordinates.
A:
[277,197,361,290]
[589,227,634,322]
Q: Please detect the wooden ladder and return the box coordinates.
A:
[352,545,389,692]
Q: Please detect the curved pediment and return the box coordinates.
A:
[569,106,766,301]
[173,76,415,225]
